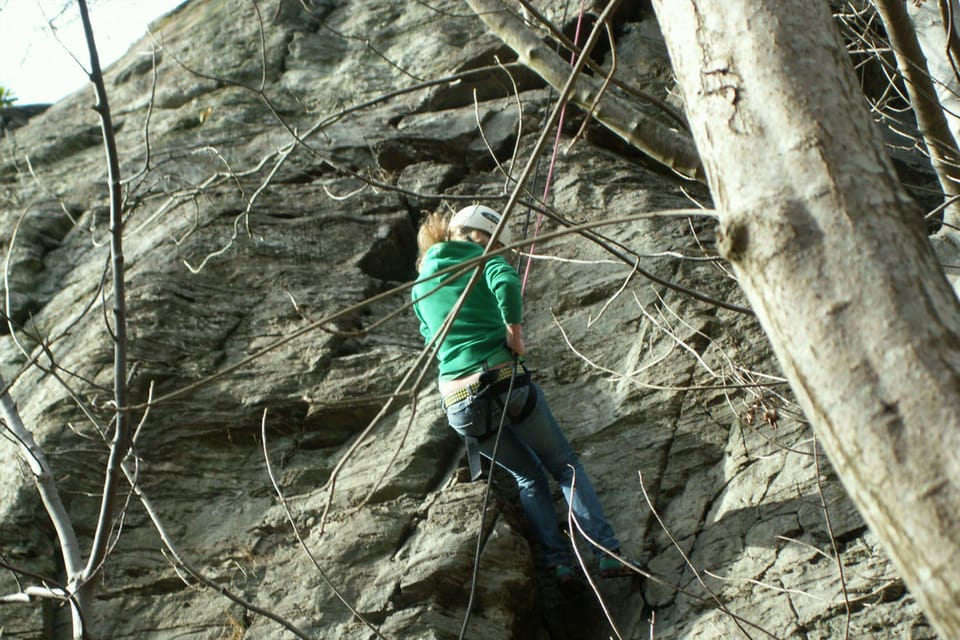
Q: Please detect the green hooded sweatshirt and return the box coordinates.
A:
[412,241,522,380]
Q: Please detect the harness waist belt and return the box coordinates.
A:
[442,366,515,407]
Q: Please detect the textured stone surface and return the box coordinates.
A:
[0,1,939,638]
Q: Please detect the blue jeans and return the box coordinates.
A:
[445,380,620,567]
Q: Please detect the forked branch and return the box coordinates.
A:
[465,0,704,181]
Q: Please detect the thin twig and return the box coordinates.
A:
[636,471,769,640]
[813,435,852,639]
[260,410,387,639]
[566,466,624,640]
[121,461,316,640]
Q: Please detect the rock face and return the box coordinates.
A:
[0,1,938,638]
[0,105,50,139]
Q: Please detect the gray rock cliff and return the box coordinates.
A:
[0,1,937,638]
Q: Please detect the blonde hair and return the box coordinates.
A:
[416,208,498,271]
[416,210,451,271]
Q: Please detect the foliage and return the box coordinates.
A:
[0,84,16,108]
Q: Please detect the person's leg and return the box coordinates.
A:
[476,416,573,568]
[508,383,621,558]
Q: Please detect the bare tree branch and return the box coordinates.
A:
[465,0,704,181]
[119,461,317,640]
[0,375,84,632]
[72,4,132,634]
[872,0,960,220]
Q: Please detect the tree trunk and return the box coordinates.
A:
[651,1,960,637]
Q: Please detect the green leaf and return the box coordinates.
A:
[0,85,18,108]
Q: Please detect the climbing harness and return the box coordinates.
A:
[445,359,536,481]
[442,365,515,407]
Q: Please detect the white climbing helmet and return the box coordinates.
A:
[450,204,512,246]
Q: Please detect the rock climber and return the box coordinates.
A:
[411,204,638,585]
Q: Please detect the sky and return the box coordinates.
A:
[0,0,186,105]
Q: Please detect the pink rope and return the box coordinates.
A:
[520,0,588,297]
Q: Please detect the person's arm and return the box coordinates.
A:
[505,323,525,356]
[412,287,433,342]
[485,257,524,354]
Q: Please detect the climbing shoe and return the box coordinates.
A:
[553,564,584,595]
[554,564,578,583]
[597,554,642,578]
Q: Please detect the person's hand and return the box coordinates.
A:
[505,323,525,356]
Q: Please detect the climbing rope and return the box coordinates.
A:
[459,2,591,635]
[520,0,588,297]
[458,354,520,640]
